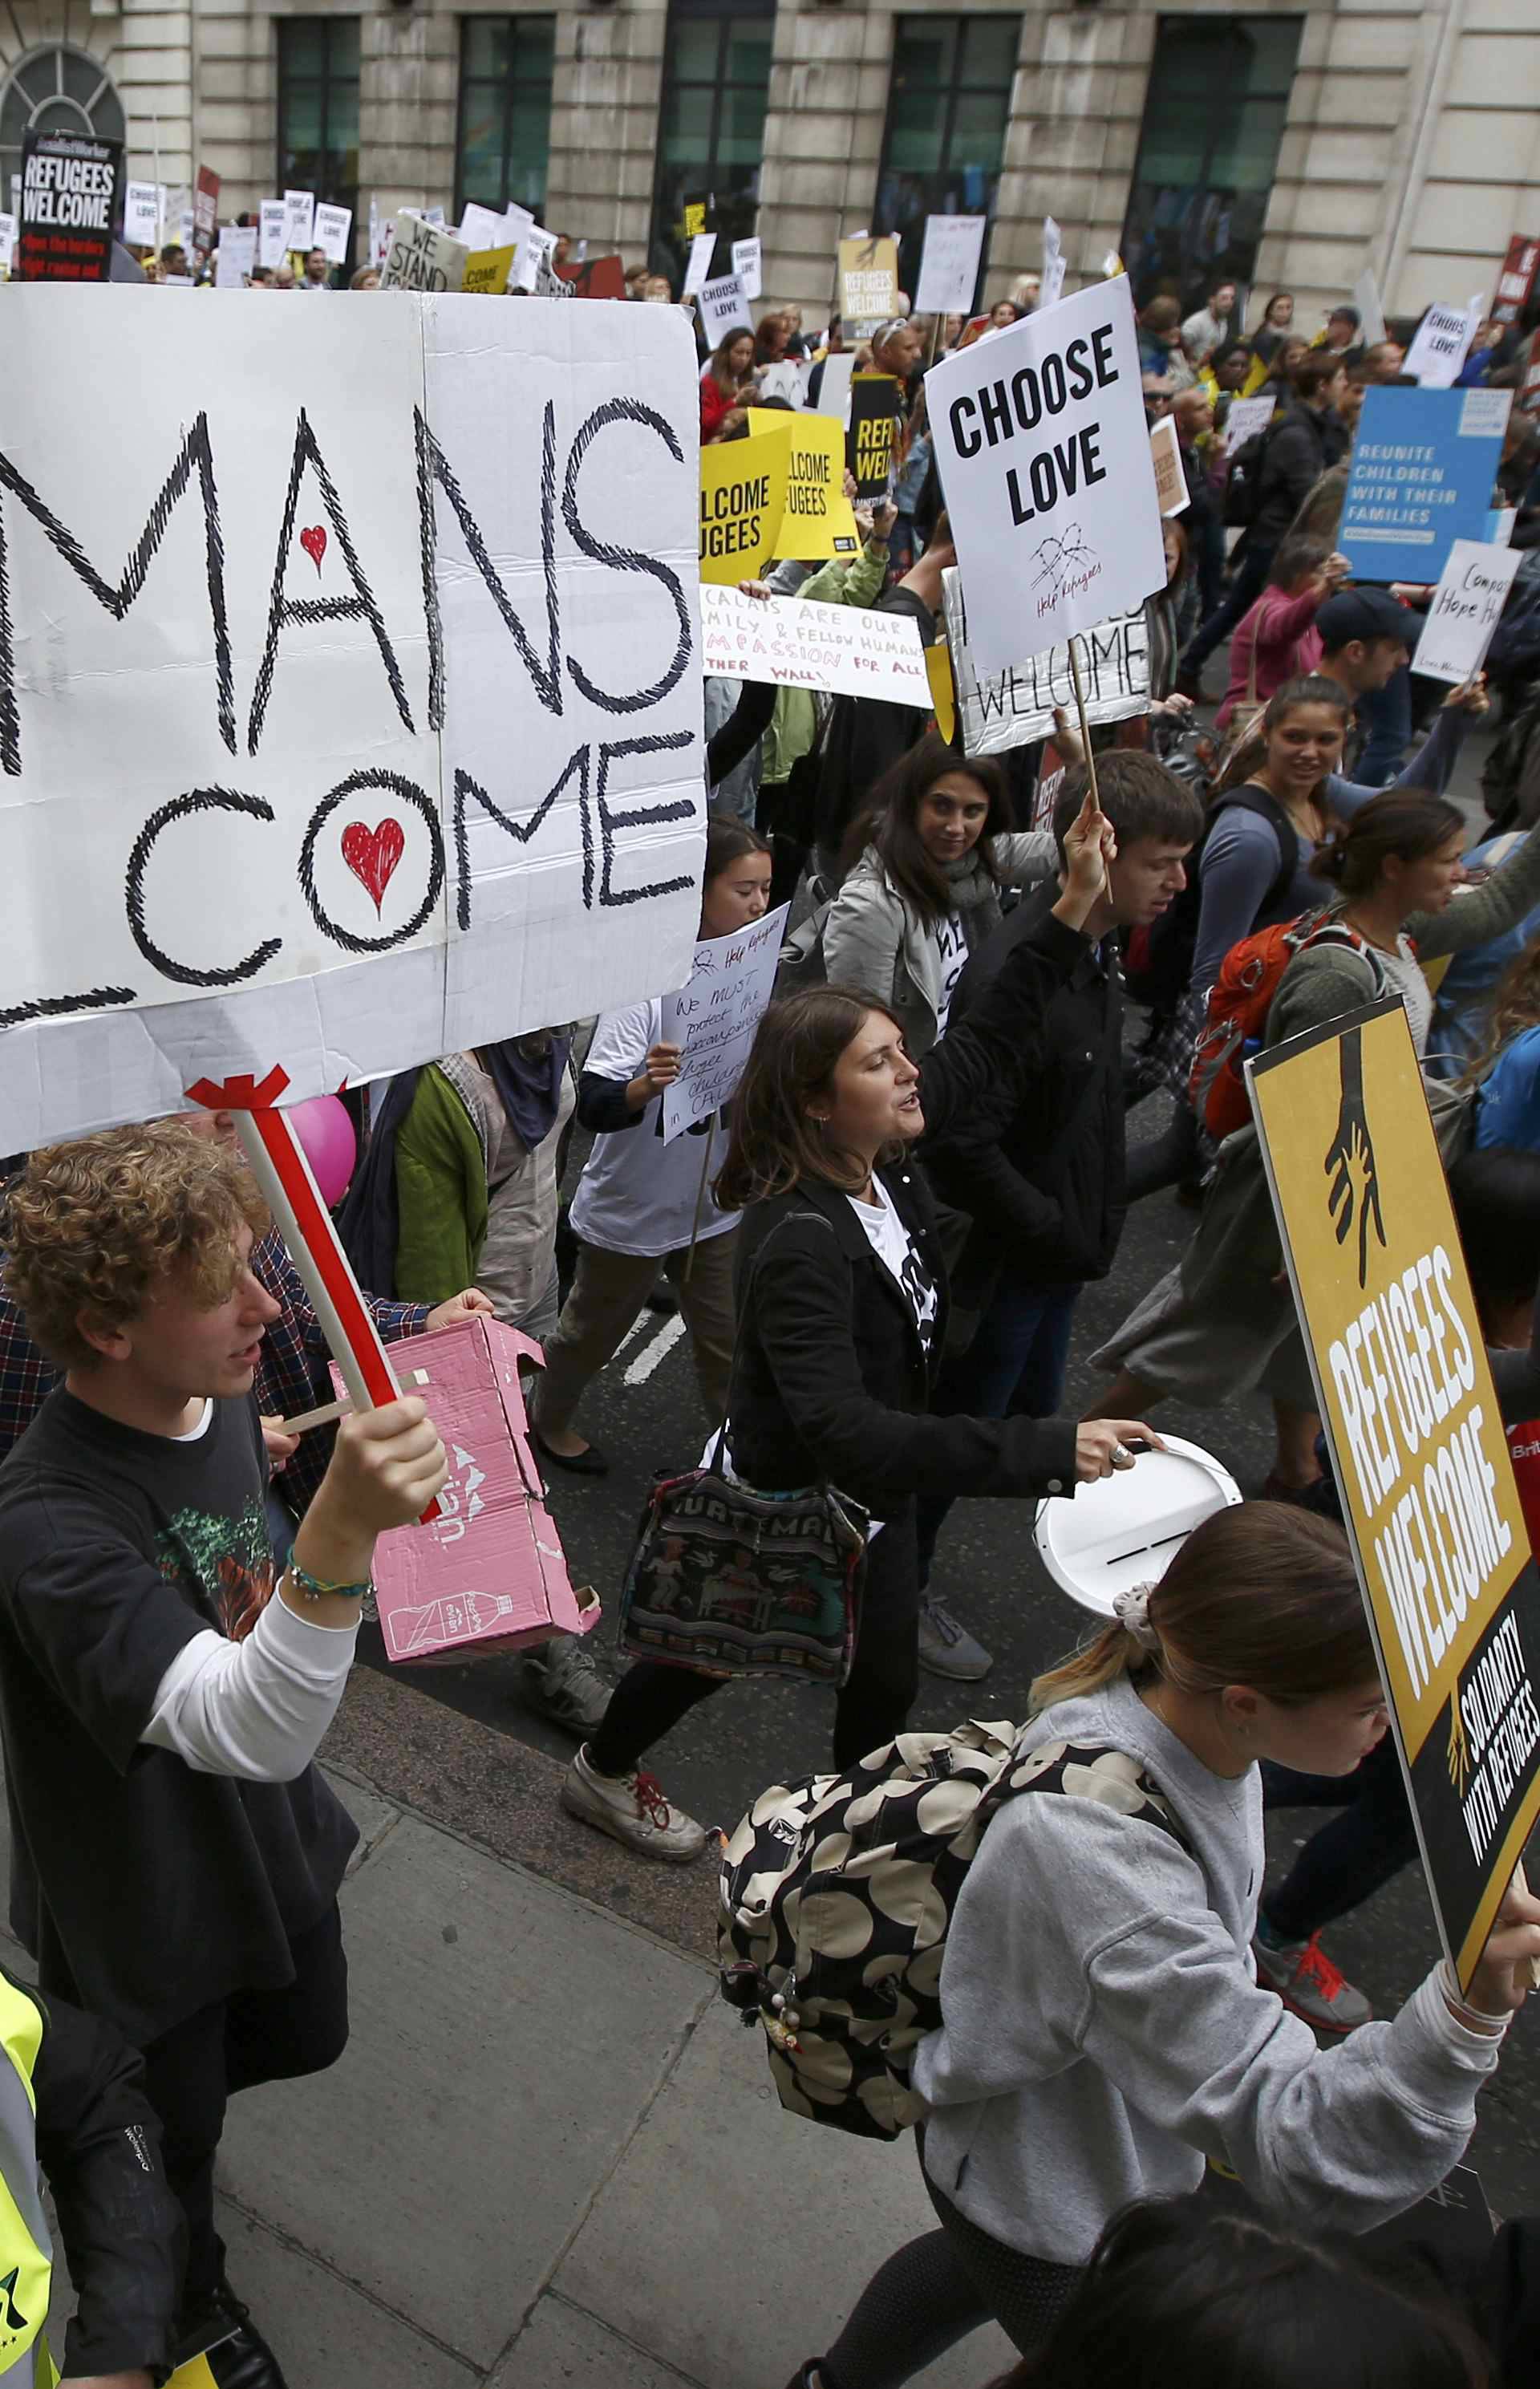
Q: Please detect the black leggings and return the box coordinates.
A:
[590,1503,922,1779]
[819,2144,1082,2389]
[1259,1736,1418,1942]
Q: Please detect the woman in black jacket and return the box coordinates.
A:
[560,795,1159,1860]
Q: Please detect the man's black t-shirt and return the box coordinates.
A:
[0,1389,356,2046]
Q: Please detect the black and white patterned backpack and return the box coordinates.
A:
[717,1718,1192,2141]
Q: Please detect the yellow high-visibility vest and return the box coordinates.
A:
[0,1976,58,2387]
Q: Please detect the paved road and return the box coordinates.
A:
[359,709,1540,2216]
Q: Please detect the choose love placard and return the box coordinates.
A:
[0,287,704,1148]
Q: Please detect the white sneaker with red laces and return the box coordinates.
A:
[561,1745,709,1863]
[1254,1927,1372,2030]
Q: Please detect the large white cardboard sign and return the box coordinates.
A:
[0,289,704,1147]
[1411,538,1522,686]
[701,585,930,706]
[1405,304,1479,390]
[660,905,788,1143]
[945,568,1149,756]
[926,276,1165,678]
[914,215,986,316]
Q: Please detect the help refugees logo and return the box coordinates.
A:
[1324,1024,1386,1291]
[1029,523,1100,606]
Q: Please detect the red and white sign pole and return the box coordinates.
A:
[186,1065,440,1522]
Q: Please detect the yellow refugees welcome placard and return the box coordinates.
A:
[1250,999,1540,1988]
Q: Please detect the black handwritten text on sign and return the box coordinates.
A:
[0,290,705,1140]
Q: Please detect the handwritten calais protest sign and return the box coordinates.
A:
[313,203,352,265]
[1411,539,1523,686]
[1250,1001,1540,1989]
[124,180,160,248]
[214,225,257,289]
[1340,387,1512,583]
[699,416,860,584]
[661,905,790,1143]
[838,235,898,339]
[259,201,288,269]
[282,189,315,254]
[16,131,120,282]
[0,289,705,1149]
[1149,413,1189,516]
[915,215,986,317]
[944,567,1149,756]
[732,237,762,301]
[381,213,468,293]
[1222,394,1275,455]
[1405,303,1480,391]
[926,274,1165,679]
[700,585,930,707]
[848,373,898,499]
[699,273,754,342]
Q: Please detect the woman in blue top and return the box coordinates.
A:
[1465,934,1540,1151]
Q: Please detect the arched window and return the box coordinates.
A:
[1,44,126,217]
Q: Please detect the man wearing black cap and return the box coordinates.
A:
[1315,586,1414,773]
[1320,302,1363,361]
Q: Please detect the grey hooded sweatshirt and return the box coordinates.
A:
[913,1674,1501,2264]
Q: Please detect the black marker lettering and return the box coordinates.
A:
[125,789,282,987]
[562,401,691,713]
[415,400,561,731]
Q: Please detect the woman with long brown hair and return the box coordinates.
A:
[700,327,759,439]
[560,795,1157,1860]
[788,1501,1540,2389]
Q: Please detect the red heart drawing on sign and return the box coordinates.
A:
[299,525,327,575]
[340,819,405,915]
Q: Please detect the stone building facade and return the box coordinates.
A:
[2,0,1536,329]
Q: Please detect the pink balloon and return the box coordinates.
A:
[286,1096,357,1208]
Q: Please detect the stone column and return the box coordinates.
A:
[545,0,666,258]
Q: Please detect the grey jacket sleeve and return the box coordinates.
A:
[822,872,906,1008]
[1192,809,1289,992]
[991,830,1060,886]
[1414,821,1540,960]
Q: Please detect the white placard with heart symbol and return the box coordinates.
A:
[0,287,704,1146]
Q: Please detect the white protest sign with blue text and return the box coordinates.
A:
[0,289,704,1147]
[925,275,1165,678]
[661,905,789,1144]
[1340,387,1512,584]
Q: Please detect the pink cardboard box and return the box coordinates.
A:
[333,1317,599,1665]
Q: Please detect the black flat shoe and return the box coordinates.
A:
[533,1428,610,1478]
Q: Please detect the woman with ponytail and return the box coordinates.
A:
[1096,789,1540,1495]
[791,1503,1540,2389]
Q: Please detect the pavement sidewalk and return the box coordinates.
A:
[9,1663,1012,2389]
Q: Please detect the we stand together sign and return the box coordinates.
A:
[0,289,706,1149]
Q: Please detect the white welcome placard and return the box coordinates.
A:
[0,288,704,1147]
[945,568,1150,756]
[926,275,1165,677]
[915,216,986,316]
[701,584,930,706]
[660,905,788,1142]
[1411,539,1522,685]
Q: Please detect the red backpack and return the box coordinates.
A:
[1188,911,1388,1142]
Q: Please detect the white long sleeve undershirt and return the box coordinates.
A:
[142,1587,359,1781]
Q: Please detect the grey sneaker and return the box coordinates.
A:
[916,1596,994,1681]
[521,1633,612,1734]
[561,1746,709,1863]
[1254,1929,1372,2031]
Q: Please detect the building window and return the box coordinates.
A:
[456,17,555,220]
[278,18,361,266]
[875,15,1019,312]
[1,43,124,220]
[650,0,774,299]
[1123,17,1303,312]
